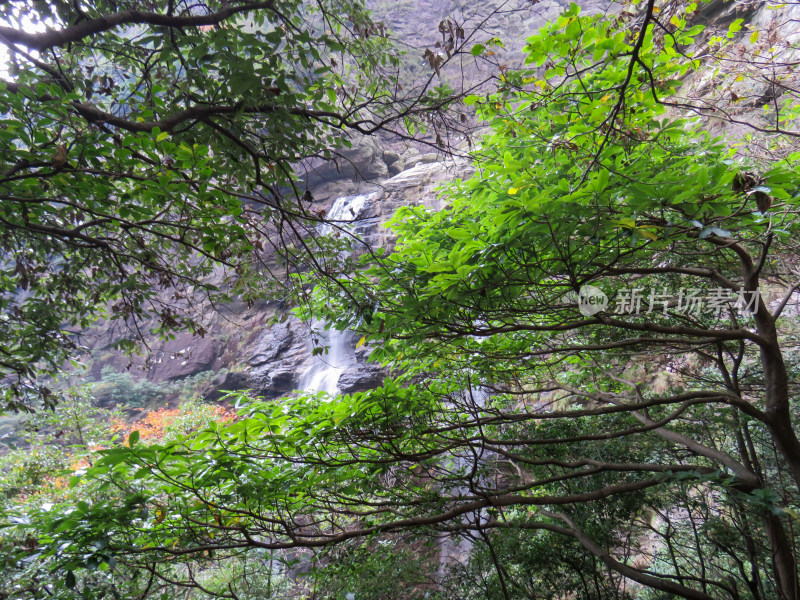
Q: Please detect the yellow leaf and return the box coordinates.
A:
[508,188,519,195]
[356,336,367,348]
[750,30,759,44]
[156,131,169,142]
[617,217,635,228]
[638,228,658,241]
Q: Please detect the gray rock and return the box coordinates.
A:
[404,152,440,168]
[146,333,221,381]
[303,135,388,184]
[383,150,402,166]
[400,147,421,163]
[383,161,449,193]
[338,364,385,395]
[695,0,759,27]
[388,159,405,175]
[337,344,388,394]
[418,152,440,164]
[249,363,298,399]
[204,371,251,402]
[247,318,307,398]
[248,320,295,367]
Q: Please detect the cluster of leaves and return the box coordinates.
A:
[112,397,238,444]
[90,367,174,409]
[90,366,227,408]
[0,390,123,502]
[309,536,440,600]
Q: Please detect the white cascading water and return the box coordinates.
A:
[298,322,354,394]
[299,193,377,394]
[317,192,373,236]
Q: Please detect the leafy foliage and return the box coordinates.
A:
[90,366,226,408]
[0,0,454,411]
[0,392,245,599]
[113,397,238,443]
[90,367,173,408]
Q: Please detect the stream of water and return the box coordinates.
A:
[299,192,375,394]
[298,323,354,394]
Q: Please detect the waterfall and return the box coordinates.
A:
[300,192,375,394]
[317,192,375,236]
[299,323,354,394]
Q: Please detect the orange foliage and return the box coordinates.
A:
[116,403,238,444]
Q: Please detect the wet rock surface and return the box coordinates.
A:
[302,135,389,188]
[247,318,305,398]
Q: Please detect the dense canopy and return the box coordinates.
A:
[0,0,459,410]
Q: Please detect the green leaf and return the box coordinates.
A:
[65,570,76,589]
[727,19,744,38]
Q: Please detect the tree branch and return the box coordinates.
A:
[0,2,275,52]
